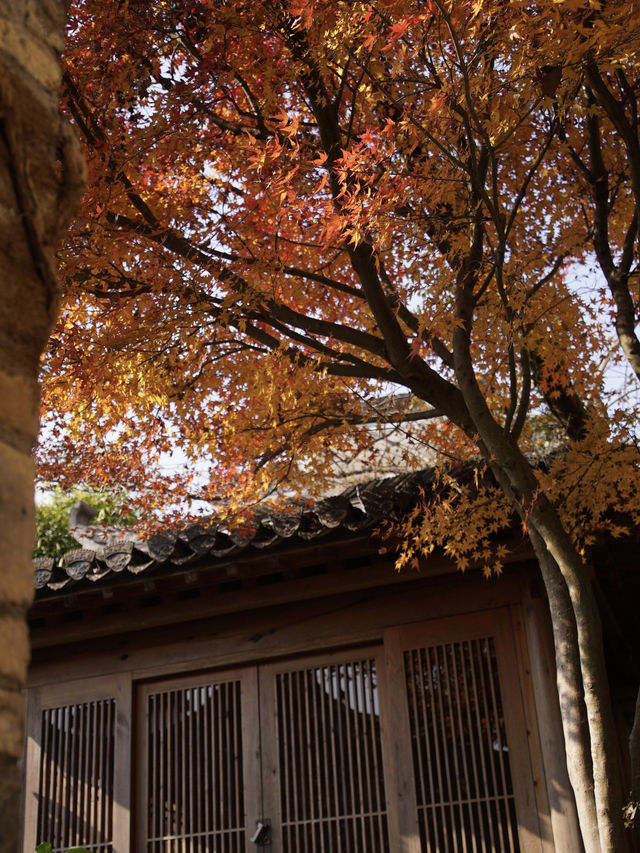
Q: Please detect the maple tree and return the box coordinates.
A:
[38,1,640,850]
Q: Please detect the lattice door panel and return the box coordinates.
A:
[37,698,116,853]
[143,678,248,853]
[404,637,520,852]
[273,657,390,852]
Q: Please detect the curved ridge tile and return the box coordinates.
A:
[62,549,97,581]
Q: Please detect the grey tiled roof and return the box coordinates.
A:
[33,470,438,595]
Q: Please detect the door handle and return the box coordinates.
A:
[250,819,271,845]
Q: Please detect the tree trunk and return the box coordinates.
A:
[528,497,629,852]
[483,441,628,852]
[452,316,628,851]
[526,526,602,852]
[484,447,628,852]
[0,1,85,849]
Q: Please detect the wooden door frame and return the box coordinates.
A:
[134,665,260,853]
[259,645,389,852]
[383,607,553,853]
[22,672,132,853]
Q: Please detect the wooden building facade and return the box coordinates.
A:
[22,473,593,852]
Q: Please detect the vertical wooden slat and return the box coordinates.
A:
[52,708,59,849]
[104,699,112,849]
[193,688,201,847]
[285,670,299,850]
[298,670,313,853]
[165,690,171,848]
[59,707,69,850]
[91,701,98,850]
[227,681,234,835]
[40,708,50,845]
[202,686,210,843]
[225,681,233,835]
[298,668,309,850]
[333,664,348,851]
[483,639,518,852]
[81,703,92,850]
[440,644,462,853]
[37,708,50,845]
[315,666,331,851]
[404,654,421,844]
[443,643,469,853]
[96,700,105,850]
[341,663,356,849]
[310,668,323,853]
[215,683,222,836]
[53,706,62,851]
[458,642,486,853]
[106,700,114,848]
[68,706,77,846]
[89,701,98,849]
[277,675,290,835]
[420,648,443,851]
[99,701,107,850]
[158,692,166,848]
[215,682,223,834]
[49,707,59,849]
[171,689,178,848]
[361,668,373,850]
[350,663,366,849]
[233,681,242,843]
[171,690,178,848]
[142,692,150,853]
[75,704,85,848]
[473,639,508,851]
[220,682,226,845]
[229,683,237,852]
[148,693,156,852]
[178,688,185,851]
[50,708,58,850]
[463,640,494,851]
[241,666,261,853]
[236,679,243,841]
[366,660,385,851]
[231,680,237,853]
[187,688,195,847]
[326,666,341,851]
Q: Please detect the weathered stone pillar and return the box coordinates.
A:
[0,1,85,849]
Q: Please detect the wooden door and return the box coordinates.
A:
[260,647,390,852]
[135,667,261,853]
[27,610,550,852]
[23,674,132,853]
[383,609,546,853]
[136,650,391,853]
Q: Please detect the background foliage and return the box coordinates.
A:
[33,489,135,559]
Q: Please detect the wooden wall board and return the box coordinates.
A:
[24,559,584,853]
[28,569,532,688]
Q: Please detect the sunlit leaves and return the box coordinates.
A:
[39,0,640,548]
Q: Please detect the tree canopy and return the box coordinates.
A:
[42,0,639,519]
[38,2,640,850]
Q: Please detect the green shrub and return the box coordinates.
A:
[34,487,136,559]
